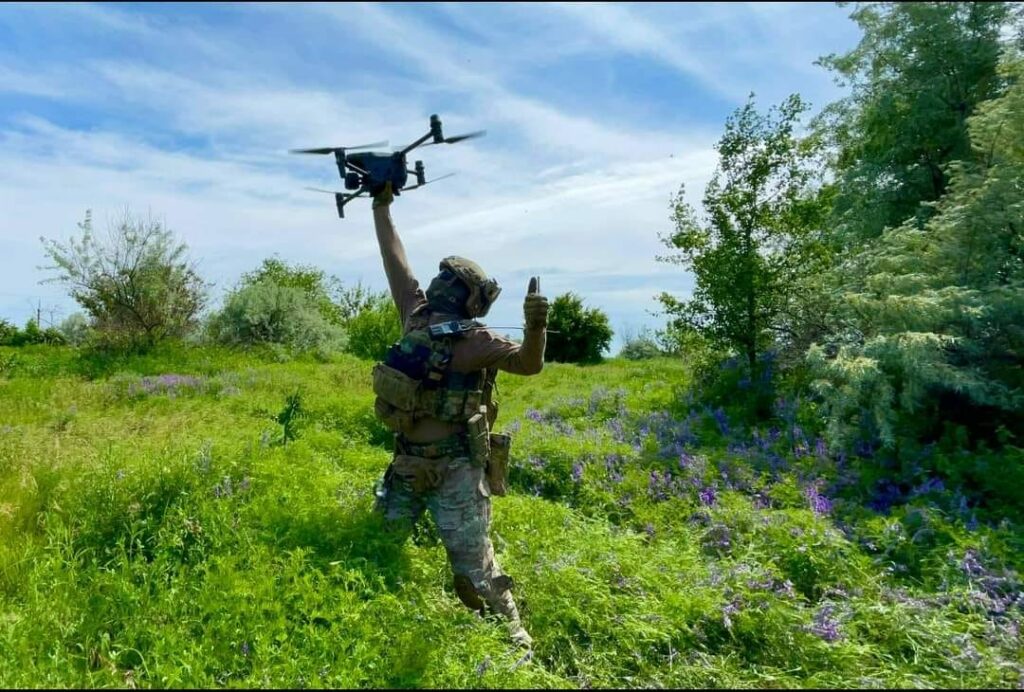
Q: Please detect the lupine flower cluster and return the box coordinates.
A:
[805,481,833,516]
[807,603,843,642]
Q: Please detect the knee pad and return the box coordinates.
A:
[453,574,485,613]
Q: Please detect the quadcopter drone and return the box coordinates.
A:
[291,114,485,218]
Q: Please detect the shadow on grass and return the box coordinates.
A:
[259,502,417,592]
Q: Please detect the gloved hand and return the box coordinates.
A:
[372,181,394,209]
[523,276,548,330]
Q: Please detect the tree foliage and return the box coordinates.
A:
[40,210,207,351]
[658,94,828,375]
[545,292,613,365]
[816,1,1013,248]
[810,50,1024,450]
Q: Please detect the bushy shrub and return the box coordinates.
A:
[618,327,663,360]
[0,319,65,346]
[41,209,207,351]
[240,257,344,326]
[545,292,613,365]
[207,282,346,353]
[58,313,92,346]
[344,292,400,361]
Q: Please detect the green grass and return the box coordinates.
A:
[0,345,1021,688]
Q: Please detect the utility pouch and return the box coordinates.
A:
[466,406,490,468]
[487,432,511,497]
[374,398,418,434]
[372,363,420,411]
[391,454,447,493]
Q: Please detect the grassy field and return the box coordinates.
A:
[0,344,1021,688]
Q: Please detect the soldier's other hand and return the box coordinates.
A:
[372,181,394,209]
[524,276,548,330]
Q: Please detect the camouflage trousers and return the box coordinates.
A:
[373,453,528,642]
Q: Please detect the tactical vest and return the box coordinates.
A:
[372,311,498,435]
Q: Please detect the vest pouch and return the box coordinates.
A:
[487,432,511,496]
[374,398,417,434]
[435,388,483,421]
[466,406,490,468]
[372,363,421,411]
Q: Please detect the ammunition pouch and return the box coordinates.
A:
[487,432,511,497]
[466,406,490,468]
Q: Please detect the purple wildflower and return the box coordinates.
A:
[507,419,521,434]
[775,579,797,598]
[805,482,832,516]
[722,601,740,630]
[814,438,828,459]
[712,408,730,436]
[572,462,584,483]
[241,641,250,656]
[704,523,732,551]
[961,549,985,578]
[526,409,543,423]
[808,605,842,642]
[912,477,945,496]
[699,486,717,507]
[644,523,656,538]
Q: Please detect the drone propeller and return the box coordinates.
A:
[289,141,389,155]
[425,130,486,146]
[304,186,344,195]
[404,173,456,191]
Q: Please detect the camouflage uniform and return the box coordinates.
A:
[370,198,546,647]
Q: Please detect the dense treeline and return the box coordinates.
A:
[655,1,1024,517]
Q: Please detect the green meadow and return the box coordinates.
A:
[1,345,1020,688]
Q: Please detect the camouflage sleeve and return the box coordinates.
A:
[451,326,546,376]
[373,205,426,327]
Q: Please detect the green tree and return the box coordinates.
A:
[658,94,827,375]
[545,292,613,365]
[40,210,207,351]
[809,51,1024,450]
[817,1,1015,249]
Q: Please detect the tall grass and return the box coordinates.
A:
[0,346,1020,687]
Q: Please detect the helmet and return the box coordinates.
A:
[438,256,501,318]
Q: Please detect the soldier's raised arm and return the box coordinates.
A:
[372,182,424,327]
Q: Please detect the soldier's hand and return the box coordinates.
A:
[523,276,548,330]
[372,181,394,209]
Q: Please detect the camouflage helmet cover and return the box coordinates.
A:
[439,256,501,318]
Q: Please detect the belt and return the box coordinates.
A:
[396,433,470,459]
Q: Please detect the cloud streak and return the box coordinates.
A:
[0,3,858,346]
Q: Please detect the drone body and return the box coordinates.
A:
[291,114,483,218]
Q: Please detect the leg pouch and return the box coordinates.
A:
[487,432,511,497]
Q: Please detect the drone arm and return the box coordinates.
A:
[398,130,433,157]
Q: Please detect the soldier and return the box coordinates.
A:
[368,182,548,648]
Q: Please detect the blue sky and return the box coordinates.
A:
[0,2,862,347]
